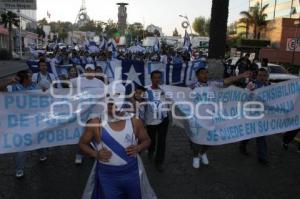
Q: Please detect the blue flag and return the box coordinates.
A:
[122,60,145,93]
[165,62,188,86]
[183,30,192,53]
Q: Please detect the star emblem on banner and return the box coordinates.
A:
[124,65,142,86]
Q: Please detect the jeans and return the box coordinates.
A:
[147,118,169,165]
[190,142,209,157]
[283,129,299,145]
[240,137,268,160]
[16,148,48,171]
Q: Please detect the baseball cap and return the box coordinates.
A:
[85,64,95,70]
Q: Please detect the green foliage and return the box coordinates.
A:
[36,27,45,38]
[105,19,118,38]
[127,22,144,40]
[37,18,48,27]
[173,28,179,37]
[79,20,104,34]
[0,11,19,30]
[240,3,269,39]
[192,16,210,36]
[0,11,20,59]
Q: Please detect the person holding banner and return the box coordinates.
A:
[69,51,81,65]
[79,83,152,199]
[95,66,105,83]
[0,70,48,178]
[282,129,300,152]
[190,67,251,169]
[145,71,170,172]
[239,68,271,165]
[68,66,79,79]
[31,58,57,90]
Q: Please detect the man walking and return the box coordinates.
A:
[145,71,169,172]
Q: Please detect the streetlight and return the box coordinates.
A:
[179,14,193,37]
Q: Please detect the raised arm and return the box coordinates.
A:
[224,71,252,86]
[0,77,17,92]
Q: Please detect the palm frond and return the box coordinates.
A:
[261,4,269,13]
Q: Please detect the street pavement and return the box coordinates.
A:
[0,126,300,199]
[0,60,28,79]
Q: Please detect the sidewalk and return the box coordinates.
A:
[0,126,299,199]
[0,60,28,78]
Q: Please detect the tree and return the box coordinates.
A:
[127,22,144,40]
[36,27,45,39]
[193,16,210,36]
[0,11,20,59]
[208,0,229,59]
[240,3,269,39]
[105,19,118,38]
[208,0,229,80]
[37,18,48,27]
[153,29,160,37]
[37,18,48,40]
[227,22,236,35]
[173,28,179,37]
[79,20,104,34]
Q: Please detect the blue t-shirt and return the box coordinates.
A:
[7,83,38,92]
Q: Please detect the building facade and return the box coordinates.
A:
[260,18,300,65]
[146,24,163,37]
[14,9,38,50]
[0,25,9,49]
[0,9,37,53]
[250,0,300,20]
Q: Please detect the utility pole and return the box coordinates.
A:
[290,0,295,18]
[17,0,22,59]
[273,0,277,20]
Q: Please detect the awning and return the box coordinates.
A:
[0,26,9,35]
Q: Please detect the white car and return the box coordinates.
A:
[227,57,299,83]
[58,43,67,50]
[257,63,299,83]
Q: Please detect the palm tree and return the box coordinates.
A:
[0,11,20,59]
[240,3,269,39]
[208,0,229,59]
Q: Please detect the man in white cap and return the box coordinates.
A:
[71,64,105,90]
[71,63,106,164]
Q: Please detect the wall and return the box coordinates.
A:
[260,18,300,65]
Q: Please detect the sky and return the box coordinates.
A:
[37,0,249,36]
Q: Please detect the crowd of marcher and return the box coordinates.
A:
[0,47,299,199]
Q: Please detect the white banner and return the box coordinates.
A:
[0,88,103,154]
[1,80,300,154]
[166,79,300,145]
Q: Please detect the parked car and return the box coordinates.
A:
[226,57,299,83]
[258,63,299,83]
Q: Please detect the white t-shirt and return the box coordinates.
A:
[145,86,168,125]
[70,76,105,98]
[71,76,104,89]
[32,72,56,89]
[71,76,106,120]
